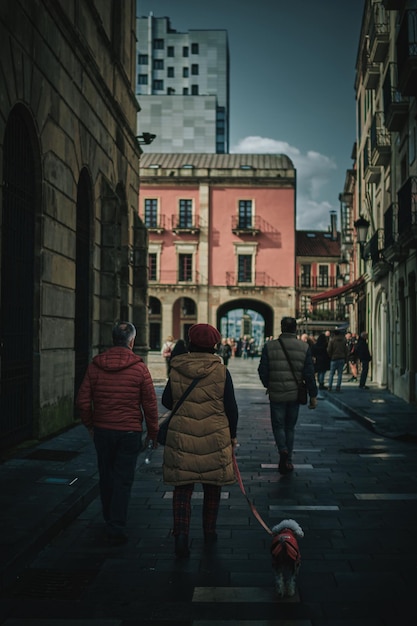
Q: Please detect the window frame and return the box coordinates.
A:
[144,198,158,228]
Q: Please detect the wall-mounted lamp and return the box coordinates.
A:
[136,132,156,145]
[354,216,370,259]
[338,257,350,278]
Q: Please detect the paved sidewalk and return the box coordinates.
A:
[0,355,416,625]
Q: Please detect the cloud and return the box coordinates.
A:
[231,136,338,230]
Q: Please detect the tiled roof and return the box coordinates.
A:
[139,153,295,171]
[296,231,341,257]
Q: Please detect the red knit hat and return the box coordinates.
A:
[188,323,221,348]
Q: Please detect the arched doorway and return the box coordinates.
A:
[217,298,274,354]
[74,168,93,402]
[0,105,40,448]
[173,296,197,341]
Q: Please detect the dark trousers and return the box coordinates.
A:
[173,483,221,536]
[93,427,142,537]
[360,360,370,387]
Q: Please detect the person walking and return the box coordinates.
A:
[346,332,358,382]
[162,323,239,558]
[327,328,349,392]
[257,316,318,475]
[161,335,176,377]
[356,331,372,389]
[76,322,159,545]
[217,337,232,366]
[312,332,330,389]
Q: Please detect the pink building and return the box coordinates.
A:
[139,153,296,349]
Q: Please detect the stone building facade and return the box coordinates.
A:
[0,0,147,448]
[139,153,296,349]
[352,0,417,403]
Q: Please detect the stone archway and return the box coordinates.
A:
[216,298,274,347]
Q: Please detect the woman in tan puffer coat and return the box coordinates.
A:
[162,323,239,558]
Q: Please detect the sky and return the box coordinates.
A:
[136,0,364,231]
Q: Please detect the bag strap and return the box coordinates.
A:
[166,377,200,425]
[278,337,300,386]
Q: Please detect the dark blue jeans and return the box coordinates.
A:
[93,427,142,537]
[269,400,300,462]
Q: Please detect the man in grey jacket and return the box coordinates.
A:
[327,328,349,392]
[258,317,318,475]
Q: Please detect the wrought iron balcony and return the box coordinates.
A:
[171,214,200,234]
[149,270,200,286]
[370,112,391,167]
[363,140,381,184]
[145,214,166,233]
[396,9,417,96]
[297,276,337,289]
[383,63,409,131]
[231,215,261,235]
[397,176,417,248]
[383,203,406,262]
[362,49,380,90]
[363,228,392,281]
[368,2,390,63]
[226,271,278,288]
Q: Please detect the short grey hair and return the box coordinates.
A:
[112,321,136,347]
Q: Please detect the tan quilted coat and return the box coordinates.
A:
[162,352,236,486]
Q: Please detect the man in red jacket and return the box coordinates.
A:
[76,321,159,545]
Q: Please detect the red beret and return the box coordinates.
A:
[188,323,221,348]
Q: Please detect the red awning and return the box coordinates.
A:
[311,276,365,304]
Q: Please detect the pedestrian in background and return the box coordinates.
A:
[162,323,239,558]
[217,337,232,366]
[161,335,176,377]
[312,332,330,389]
[327,328,349,392]
[346,331,358,382]
[258,316,318,475]
[76,321,159,546]
[356,331,372,389]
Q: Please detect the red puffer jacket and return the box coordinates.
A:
[76,347,159,439]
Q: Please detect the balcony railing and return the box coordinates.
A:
[383,63,409,131]
[145,214,166,233]
[297,276,337,289]
[383,203,407,262]
[396,9,417,96]
[366,228,393,280]
[368,2,389,63]
[362,49,380,90]
[370,112,391,166]
[397,176,417,247]
[171,214,200,234]
[149,270,200,285]
[364,140,381,184]
[226,271,279,287]
[231,214,262,235]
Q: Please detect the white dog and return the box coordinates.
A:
[270,519,304,597]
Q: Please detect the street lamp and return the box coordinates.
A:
[136,132,156,145]
[354,216,370,259]
[338,257,350,281]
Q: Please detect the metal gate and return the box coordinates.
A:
[0,108,36,448]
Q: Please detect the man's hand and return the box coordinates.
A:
[308,396,318,410]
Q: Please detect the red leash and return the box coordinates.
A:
[233,453,273,536]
